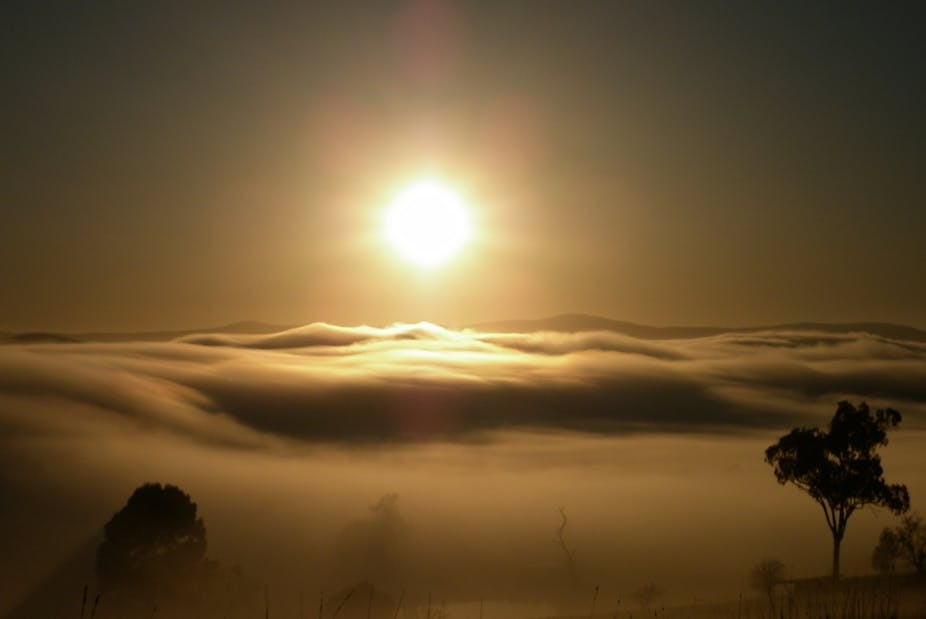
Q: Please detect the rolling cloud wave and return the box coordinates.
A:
[1,323,924,445]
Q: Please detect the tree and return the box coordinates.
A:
[894,513,926,574]
[335,493,409,590]
[632,582,662,612]
[750,559,786,613]
[872,513,926,575]
[871,528,901,574]
[96,483,208,594]
[552,506,577,579]
[764,401,909,580]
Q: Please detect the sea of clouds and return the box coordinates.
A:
[1,323,924,617]
[2,322,924,447]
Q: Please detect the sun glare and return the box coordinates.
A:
[384,179,472,268]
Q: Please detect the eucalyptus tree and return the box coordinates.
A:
[765,401,909,580]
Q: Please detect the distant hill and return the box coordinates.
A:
[1,321,292,344]
[469,313,926,342]
[77,320,293,342]
[4,315,924,345]
[3,332,82,344]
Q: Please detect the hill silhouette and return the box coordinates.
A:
[469,313,926,342]
[3,315,924,345]
[1,320,291,344]
[3,332,83,344]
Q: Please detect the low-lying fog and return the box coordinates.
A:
[1,323,924,617]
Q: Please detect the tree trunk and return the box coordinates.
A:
[832,533,842,581]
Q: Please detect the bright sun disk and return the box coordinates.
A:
[384,180,472,268]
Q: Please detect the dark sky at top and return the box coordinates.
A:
[2,1,924,331]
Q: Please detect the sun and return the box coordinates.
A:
[383,179,472,268]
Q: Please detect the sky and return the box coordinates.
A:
[2,1,925,332]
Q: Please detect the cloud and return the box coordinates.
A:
[176,321,465,350]
[2,323,925,615]
[1,323,924,445]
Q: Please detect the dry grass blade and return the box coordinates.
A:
[393,589,405,619]
[332,588,355,619]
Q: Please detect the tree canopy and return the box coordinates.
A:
[96,483,208,593]
[872,513,926,575]
[765,401,909,579]
[750,558,786,611]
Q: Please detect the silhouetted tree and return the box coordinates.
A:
[552,506,576,579]
[872,513,926,575]
[335,493,408,590]
[750,558,786,613]
[96,483,207,594]
[765,401,909,580]
[872,527,902,574]
[632,582,662,612]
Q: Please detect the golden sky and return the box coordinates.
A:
[2,2,924,331]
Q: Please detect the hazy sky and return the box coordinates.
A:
[2,2,925,331]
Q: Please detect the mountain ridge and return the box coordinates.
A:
[3,314,924,344]
[468,313,926,342]
[0,321,291,344]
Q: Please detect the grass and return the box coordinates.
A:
[577,576,924,619]
[75,575,926,619]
